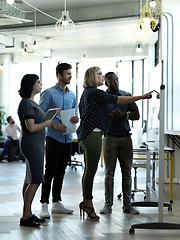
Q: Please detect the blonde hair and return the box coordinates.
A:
[83,66,100,87]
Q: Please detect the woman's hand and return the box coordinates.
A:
[25,119,52,132]
[45,120,52,127]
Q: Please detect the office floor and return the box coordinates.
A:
[1,155,180,240]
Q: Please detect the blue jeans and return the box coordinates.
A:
[102,135,133,207]
[4,138,20,158]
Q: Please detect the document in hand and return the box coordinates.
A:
[45,108,60,120]
[60,108,76,134]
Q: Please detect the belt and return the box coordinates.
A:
[105,132,131,138]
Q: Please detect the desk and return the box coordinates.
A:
[133,146,174,203]
[165,130,180,149]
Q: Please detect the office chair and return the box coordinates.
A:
[68,140,84,171]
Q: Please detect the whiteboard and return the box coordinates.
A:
[147,62,162,148]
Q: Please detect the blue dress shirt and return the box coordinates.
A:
[39,83,77,143]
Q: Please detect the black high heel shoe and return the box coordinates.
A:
[79,201,84,218]
[79,202,100,221]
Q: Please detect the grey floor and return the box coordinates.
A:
[0,154,180,240]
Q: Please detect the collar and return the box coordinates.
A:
[55,83,69,93]
[106,89,121,96]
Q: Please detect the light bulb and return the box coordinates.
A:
[137,25,143,35]
[150,0,156,8]
[143,12,150,24]
[32,41,38,50]
[7,0,14,5]
[0,63,5,70]
[136,47,143,53]
[62,20,69,26]
[55,11,75,35]
[136,44,143,53]
[23,49,28,57]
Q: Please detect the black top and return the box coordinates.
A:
[77,87,118,141]
[106,89,137,134]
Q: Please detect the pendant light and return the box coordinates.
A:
[55,0,75,35]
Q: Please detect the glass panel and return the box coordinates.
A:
[117,61,132,93]
[41,61,77,95]
[133,60,143,128]
[77,59,118,105]
[9,62,41,124]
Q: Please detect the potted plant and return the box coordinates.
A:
[0,106,7,137]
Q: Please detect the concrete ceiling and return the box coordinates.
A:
[0,0,158,61]
[22,0,137,12]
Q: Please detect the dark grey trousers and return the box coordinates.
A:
[102,135,133,207]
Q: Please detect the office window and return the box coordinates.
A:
[118,59,148,128]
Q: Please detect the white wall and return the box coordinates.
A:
[0,54,11,134]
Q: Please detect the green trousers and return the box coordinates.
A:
[80,131,102,200]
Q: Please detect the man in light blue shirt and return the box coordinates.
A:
[39,63,79,218]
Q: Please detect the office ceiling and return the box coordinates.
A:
[0,0,158,61]
[21,0,137,12]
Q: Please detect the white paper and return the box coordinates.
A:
[60,108,76,134]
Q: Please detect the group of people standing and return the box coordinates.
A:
[17,62,153,227]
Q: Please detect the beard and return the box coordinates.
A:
[11,121,15,124]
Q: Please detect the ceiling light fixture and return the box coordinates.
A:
[150,21,160,32]
[55,0,75,35]
[23,48,28,57]
[150,0,156,8]
[132,41,146,56]
[132,17,149,41]
[142,11,151,24]
[1,0,22,16]
[144,0,163,17]
[6,0,14,5]
[32,10,38,50]
[22,44,28,56]
[32,40,38,50]
[136,42,143,53]
[0,63,5,70]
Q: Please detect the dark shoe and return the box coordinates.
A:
[100,205,112,214]
[79,202,100,221]
[32,214,46,223]
[20,216,41,227]
[14,155,19,160]
[123,206,139,214]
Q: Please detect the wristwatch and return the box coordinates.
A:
[126,112,129,119]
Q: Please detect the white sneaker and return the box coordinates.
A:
[2,159,8,163]
[40,203,50,218]
[51,201,74,214]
